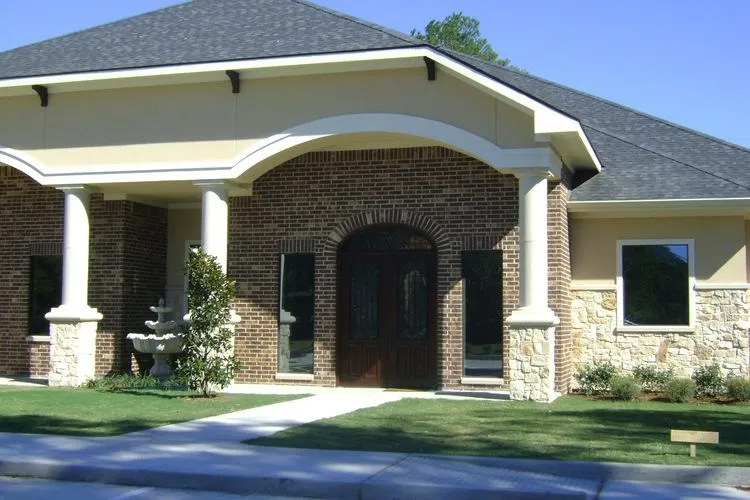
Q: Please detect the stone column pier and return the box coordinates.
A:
[47,187,102,386]
[507,169,559,402]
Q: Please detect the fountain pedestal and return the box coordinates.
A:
[127,299,184,379]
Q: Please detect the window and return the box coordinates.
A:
[278,254,314,374]
[617,240,694,329]
[462,251,503,377]
[29,255,63,335]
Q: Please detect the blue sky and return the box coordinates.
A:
[2,0,748,147]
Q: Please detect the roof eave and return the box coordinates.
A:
[0,45,601,172]
[569,198,750,219]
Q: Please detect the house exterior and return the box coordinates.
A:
[0,0,748,402]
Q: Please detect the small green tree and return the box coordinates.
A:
[176,248,239,397]
[411,12,523,71]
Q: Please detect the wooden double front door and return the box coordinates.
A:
[337,226,437,389]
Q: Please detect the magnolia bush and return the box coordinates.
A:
[175,248,239,397]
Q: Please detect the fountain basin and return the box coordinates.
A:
[128,332,184,379]
[127,333,184,354]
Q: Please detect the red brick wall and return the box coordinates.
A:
[0,166,63,376]
[548,167,573,393]
[90,198,167,376]
[0,168,167,377]
[228,147,568,388]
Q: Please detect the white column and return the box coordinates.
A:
[47,186,101,387]
[507,169,558,402]
[514,170,555,318]
[61,187,92,308]
[198,182,229,272]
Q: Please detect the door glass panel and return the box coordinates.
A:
[397,259,428,340]
[349,260,379,340]
[341,226,434,252]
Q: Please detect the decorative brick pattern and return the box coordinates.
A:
[571,288,750,379]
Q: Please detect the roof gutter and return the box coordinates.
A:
[569,198,750,218]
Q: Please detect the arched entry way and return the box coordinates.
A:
[337,225,437,388]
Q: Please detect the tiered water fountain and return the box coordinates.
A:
[127,299,184,379]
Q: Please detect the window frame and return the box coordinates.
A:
[460,249,503,380]
[616,238,695,332]
[277,252,315,376]
[28,254,63,336]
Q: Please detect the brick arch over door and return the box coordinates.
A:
[322,210,450,254]
[316,209,455,387]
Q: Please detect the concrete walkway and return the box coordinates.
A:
[0,384,748,498]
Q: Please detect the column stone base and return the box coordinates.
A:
[507,308,559,402]
[46,306,103,387]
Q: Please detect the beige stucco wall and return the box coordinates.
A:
[165,208,200,312]
[0,68,536,168]
[570,216,747,285]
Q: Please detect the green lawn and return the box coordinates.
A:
[251,396,750,466]
[0,387,302,437]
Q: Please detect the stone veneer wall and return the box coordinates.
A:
[571,288,750,379]
[227,147,571,389]
[508,326,556,401]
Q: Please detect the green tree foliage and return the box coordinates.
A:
[411,12,520,70]
[176,248,239,397]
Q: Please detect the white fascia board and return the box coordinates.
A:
[569,198,750,218]
[0,48,429,95]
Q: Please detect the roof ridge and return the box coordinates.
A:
[0,1,190,57]
[451,50,750,154]
[584,124,750,192]
[288,0,420,46]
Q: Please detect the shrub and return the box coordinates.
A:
[633,365,674,392]
[609,375,641,401]
[175,248,240,397]
[575,361,616,395]
[664,378,696,403]
[85,374,182,392]
[692,364,724,398]
[726,377,750,402]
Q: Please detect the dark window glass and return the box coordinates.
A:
[349,260,379,340]
[278,254,314,374]
[622,244,689,326]
[397,259,428,340]
[29,256,63,335]
[462,251,502,377]
[340,225,433,253]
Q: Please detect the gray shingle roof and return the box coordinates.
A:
[1,0,748,202]
[446,51,750,202]
[0,0,420,80]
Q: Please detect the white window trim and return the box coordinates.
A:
[616,239,695,333]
